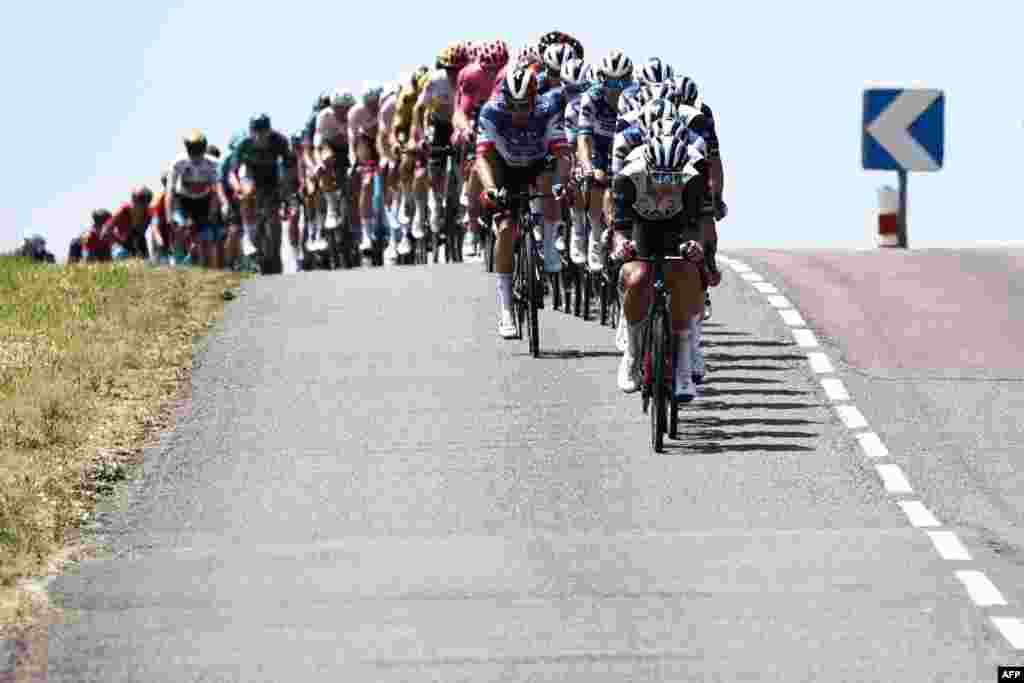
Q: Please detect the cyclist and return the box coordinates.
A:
[81,209,113,262]
[391,65,431,259]
[221,113,295,271]
[560,57,594,265]
[348,82,385,255]
[622,56,673,103]
[167,129,224,268]
[148,171,176,265]
[613,135,713,401]
[104,187,153,259]
[452,40,508,257]
[377,81,404,263]
[537,30,584,62]
[539,42,576,93]
[578,49,633,273]
[477,67,571,339]
[312,88,356,259]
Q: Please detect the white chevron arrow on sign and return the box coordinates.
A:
[866,89,941,171]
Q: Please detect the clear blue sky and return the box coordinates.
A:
[4,1,1021,257]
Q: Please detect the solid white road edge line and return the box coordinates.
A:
[766,295,792,308]
[991,617,1024,649]
[792,328,818,347]
[753,282,779,294]
[836,405,868,429]
[780,309,807,326]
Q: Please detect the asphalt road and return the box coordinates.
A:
[38,249,1024,681]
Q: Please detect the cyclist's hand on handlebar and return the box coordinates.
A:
[552,183,568,201]
[681,240,705,263]
[480,187,503,210]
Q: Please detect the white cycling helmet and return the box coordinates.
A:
[542,43,576,73]
[639,82,674,106]
[561,58,588,87]
[516,42,541,68]
[503,66,537,103]
[617,90,643,116]
[640,98,677,132]
[599,49,632,79]
[646,117,688,141]
[674,76,699,106]
[331,88,356,108]
[360,81,383,103]
[644,134,688,172]
[639,57,674,85]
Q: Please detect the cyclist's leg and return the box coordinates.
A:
[411,157,429,240]
[535,170,562,274]
[396,151,416,255]
[427,120,452,236]
[587,139,613,272]
[569,160,588,265]
[617,221,661,392]
[491,158,519,336]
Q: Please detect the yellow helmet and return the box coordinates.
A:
[183,128,208,155]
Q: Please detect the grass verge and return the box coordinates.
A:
[0,256,246,632]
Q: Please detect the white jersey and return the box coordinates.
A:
[168,154,218,199]
[620,147,705,221]
[314,107,348,146]
[415,69,454,121]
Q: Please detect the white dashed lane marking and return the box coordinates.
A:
[766,295,792,308]
[820,378,850,401]
[807,352,834,374]
[927,531,972,561]
[792,329,819,347]
[876,464,914,494]
[856,432,889,459]
[956,570,1008,607]
[897,500,940,527]
[835,405,868,430]
[724,253,1024,650]
[779,309,807,326]
[992,618,1024,649]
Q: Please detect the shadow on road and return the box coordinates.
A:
[706,353,806,363]
[697,401,821,411]
[702,376,784,385]
[524,349,624,359]
[684,416,821,427]
[698,387,810,397]
[666,441,818,454]
[703,340,796,348]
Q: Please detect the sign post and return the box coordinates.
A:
[862,88,944,248]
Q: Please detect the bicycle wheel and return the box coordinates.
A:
[524,222,541,357]
[582,270,593,321]
[650,309,669,453]
[512,238,527,340]
[669,332,680,439]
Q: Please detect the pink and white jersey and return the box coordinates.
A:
[455,63,497,119]
[347,102,380,144]
[314,107,348,146]
[378,91,397,132]
[414,69,454,122]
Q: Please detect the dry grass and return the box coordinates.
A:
[0,256,245,631]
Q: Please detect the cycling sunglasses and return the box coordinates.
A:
[650,171,686,186]
[603,77,632,90]
[506,98,532,113]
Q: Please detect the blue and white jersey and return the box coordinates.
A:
[476,90,568,168]
[562,86,588,147]
[616,108,642,134]
[578,85,620,140]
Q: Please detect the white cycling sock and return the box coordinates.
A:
[571,208,587,240]
[590,212,606,243]
[675,331,694,392]
[496,273,514,315]
[415,195,427,227]
[627,317,647,359]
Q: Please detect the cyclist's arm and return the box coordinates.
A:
[576,94,597,175]
[611,173,637,231]
[165,164,179,226]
